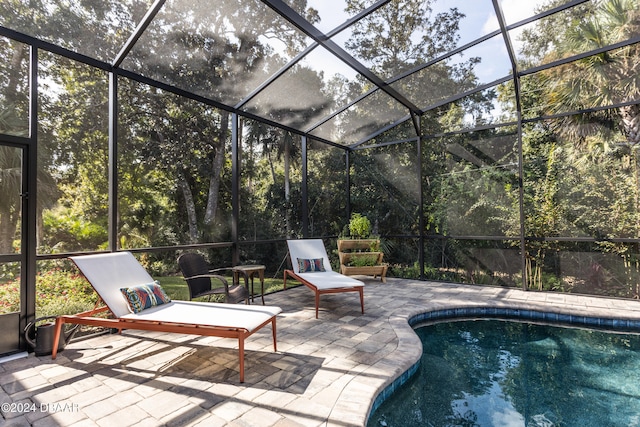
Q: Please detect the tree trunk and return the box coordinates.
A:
[0,188,20,254]
[178,171,199,243]
[620,104,640,145]
[5,44,27,103]
[204,112,228,228]
[0,206,16,254]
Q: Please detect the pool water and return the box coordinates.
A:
[368,319,640,427]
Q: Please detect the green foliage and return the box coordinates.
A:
[0,268,98,316]
[347,253,379,267]
[35,269,98,317]
[389,262,420,279]
[421,265,463,282]
[0,282,20,314]
[41,208,108,252]
[348,213,372,239]
[156,276,190,300]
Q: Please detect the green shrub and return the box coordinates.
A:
[348,213,372,239]
[1,268,98,316]
[41,209,108,253]
[390,262,421,279]
[35,268,98,317]
[0,282,20,314]
[348,253,379,267]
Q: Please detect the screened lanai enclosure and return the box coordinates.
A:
[0,0,639,356]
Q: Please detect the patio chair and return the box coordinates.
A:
[177,252,250,304]
[284,239,364,318]
[52,251,281,382]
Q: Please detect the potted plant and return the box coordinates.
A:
[337,213,388,282]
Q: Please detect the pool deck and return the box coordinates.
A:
[3,279,640,427]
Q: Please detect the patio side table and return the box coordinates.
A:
[232,265,266,305]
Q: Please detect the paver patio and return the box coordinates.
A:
[2,279,640,427]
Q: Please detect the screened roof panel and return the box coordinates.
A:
[310,89,408,145]
[512,0,640,73]
[240,59,336,129]
[430,0,500,46]
[242,44,369,130]
[510,2,599,70]
[520,42,640,120]
[280,0,354,33]
[331,0,500,81]
[498,0,589,25]
[0,0,153,62]
[120,0,314,104]
[391,34,511,112]
[360,118,417,147]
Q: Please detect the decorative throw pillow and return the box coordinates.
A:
[297,258,326,273]
[120,281,171,314]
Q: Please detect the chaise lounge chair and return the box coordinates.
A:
[52,251,281,382]
[284,239,364,318]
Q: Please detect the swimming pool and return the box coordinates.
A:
[368,319,640,427]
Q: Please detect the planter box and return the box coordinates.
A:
[337,239,379,252]
[340,264,388,282]
[337,239,387,282]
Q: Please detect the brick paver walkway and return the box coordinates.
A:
[3,279,640,426]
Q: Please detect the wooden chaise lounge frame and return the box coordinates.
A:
[284,239,364,319]
[52,251,282,382]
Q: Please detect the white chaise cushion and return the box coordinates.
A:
[295,271,363,290]
[121,301,282,332]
